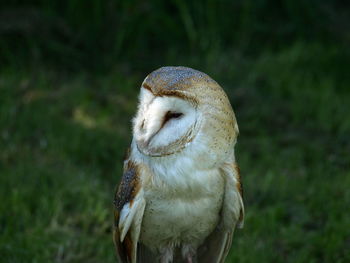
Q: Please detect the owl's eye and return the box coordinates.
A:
[162,111,183,126]
[166,111,183,119]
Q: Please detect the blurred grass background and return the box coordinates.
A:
[0,0,350,262]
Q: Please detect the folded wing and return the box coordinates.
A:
[197,160,244,263]
[114,159,146,263]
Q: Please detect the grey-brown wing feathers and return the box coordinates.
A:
[114,159,146,263]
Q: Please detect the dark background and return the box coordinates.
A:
[1,1,349,262]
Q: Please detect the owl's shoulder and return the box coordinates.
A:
[114,158,142,212]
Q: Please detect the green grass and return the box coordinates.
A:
[1,43,349,262]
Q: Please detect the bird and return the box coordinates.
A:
[113,66,244,263]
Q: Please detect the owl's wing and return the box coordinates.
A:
[113,157,146,263]
[197,161,244,263]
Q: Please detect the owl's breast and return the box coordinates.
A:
[140,168,224,251]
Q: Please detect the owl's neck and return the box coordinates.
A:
[131,137,228,192]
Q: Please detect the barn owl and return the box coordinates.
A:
[114,66,244,263]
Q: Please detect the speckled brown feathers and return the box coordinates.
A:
[234,163,243,198]
[234,163,244,225]
[142,67,216,106]
[114,160,141,262]
[114,161,141,211]
[143,66,215,95]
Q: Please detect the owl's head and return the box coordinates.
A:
[133,67,238,163]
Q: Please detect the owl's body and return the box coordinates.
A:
[139,151,225,251]
[114,67,244,263]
